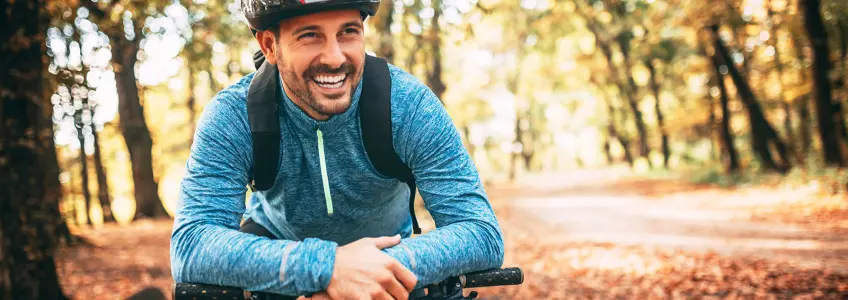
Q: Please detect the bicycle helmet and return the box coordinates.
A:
[241,0,381,32]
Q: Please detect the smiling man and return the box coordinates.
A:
[169,1,504,299]
[271,9,365,119]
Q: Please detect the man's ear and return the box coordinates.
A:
[255,30,278,65]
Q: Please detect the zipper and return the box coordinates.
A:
[316,128,333,216]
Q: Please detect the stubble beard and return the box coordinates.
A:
[277,51,361,118]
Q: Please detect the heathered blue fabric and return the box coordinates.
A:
[169,63,505,296]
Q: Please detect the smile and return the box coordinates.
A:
[313,74,347,89]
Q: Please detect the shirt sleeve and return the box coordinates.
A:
[382,86,506,287]
[169,91,338,296]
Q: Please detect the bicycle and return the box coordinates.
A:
[172,267,523,300]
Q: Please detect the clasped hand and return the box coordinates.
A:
[300,234,418,300]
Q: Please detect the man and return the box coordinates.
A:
[169,0,504,299]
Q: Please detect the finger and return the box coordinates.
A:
[388,260,418,292]
[382,274,410,300]
[371,234,401,249]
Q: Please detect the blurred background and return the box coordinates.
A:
[3,0,848,299]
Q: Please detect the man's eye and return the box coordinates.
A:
[299,32,317,40]
[343,28,360,35]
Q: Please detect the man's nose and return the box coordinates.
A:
[319,38,345,69]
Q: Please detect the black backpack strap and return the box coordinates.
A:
[246,51,281,191]
[359,55,421,234]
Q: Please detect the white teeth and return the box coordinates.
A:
[315,74,345,84]
[318,81,344,89]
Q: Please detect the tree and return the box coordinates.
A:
[791,30,815,156]
[0,0,69,298]
[704,41,741,172]
[425,0,447,103]
[767,0,799,163]
[371,0,397,62]
[48,10,97,225]
[709,24,791,172]
[574,1,652,167]
[590,74,635,167]
[615,32,653,167]
[645,58,671,169]
[92,126,114,222]
[74,102,94,225]
[400,0,424,71]
[82,0,170,218]
[802,0,845,166]
[46,2,118,224]
[182,0,249,142]
[499,4,549,180]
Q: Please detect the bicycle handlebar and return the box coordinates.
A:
[173,267,523,300]
[460,267,523,288]
[173,282,245,300]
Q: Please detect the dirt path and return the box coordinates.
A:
[495,170,848,272]
[57,220,175,300]
[56,169,848,299]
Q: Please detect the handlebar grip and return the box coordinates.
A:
[172,282,246,300]
[461,267,524,288]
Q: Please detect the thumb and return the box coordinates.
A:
[370,234,401,249]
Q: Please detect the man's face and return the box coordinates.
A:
[258,9,365,120]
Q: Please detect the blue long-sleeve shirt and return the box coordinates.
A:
[169,62,504,296]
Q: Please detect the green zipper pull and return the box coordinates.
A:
[317,128,333,216]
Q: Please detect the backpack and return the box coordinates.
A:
[246,50,422,234]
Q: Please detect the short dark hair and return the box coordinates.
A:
[267,23,282,38]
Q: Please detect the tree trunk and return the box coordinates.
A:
[710,24,791,172]
[614,36,652,165]
[403,0,423,72]
[590,73,633,167]
[0,0,69,298]
[707,95,719,162]
[610,106,635,167]
[112,37,168,219]
[799,95,812,155]
[768,0,800,163]
[793,36,814,157]
[724,0,751,75]
[92,128,114,222]
[507,33,528,181]
[585,22,648,165]
[837,102,848,141]
[426,0,446,104]
[577,6,639,168]
[802,0,844,166]
[593,76,634,167]
[645,59,670,169]
[373,0,396,63]
[710,51,741,173]
[227,47,237,79]
[509,114,521,181]
[75,120,93,225]
[836,19,847,91]
[603,136,614,165]
[782,102,798,157]
[187,63,197,142]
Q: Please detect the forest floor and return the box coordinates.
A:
[55,168,848,299]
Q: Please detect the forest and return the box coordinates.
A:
[2,0,847,298]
